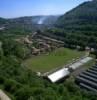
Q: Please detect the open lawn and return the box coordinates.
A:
[24,48,85,73]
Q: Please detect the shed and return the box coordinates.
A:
[47,68,70,83]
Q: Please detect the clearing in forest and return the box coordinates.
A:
[24,48,85,73]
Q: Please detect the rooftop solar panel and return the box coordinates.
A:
[79,74,97,83]
[83,71,97,79]
[87,70,97,75]
[76,76,97,89]
[90,67,97,71]
[80,83,97,92]
[93,66,97,69]
[93,66,97,68]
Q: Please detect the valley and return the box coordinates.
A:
[0,0,97,100]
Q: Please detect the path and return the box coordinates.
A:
[0,90,11,100]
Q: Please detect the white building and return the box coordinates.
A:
[47,68,70,83]
[47,57,93,83]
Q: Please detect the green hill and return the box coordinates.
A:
[0,15,59,28]
[0,18,9,26]
[48,0,97,48]
[0,16,59,35]
[56,0,97,33]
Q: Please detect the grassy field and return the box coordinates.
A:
[24,48,85,73]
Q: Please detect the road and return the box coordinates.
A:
[0,90,11,100]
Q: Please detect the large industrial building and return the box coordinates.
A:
[47,57,92,83]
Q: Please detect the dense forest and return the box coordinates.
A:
[49,0,97,49]
[56,0,97,33]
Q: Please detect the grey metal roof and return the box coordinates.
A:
[76,64,97,92]
[87,69,97,75]
[94,66,97,68]
[76,76,97,89]
[80,83,97,92]
[83,71,97,79]
[77,76,97,88]
[90,67,97,71]
[79,73,97,83]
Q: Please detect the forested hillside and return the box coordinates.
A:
[44,0,97,49]
[56,0,97,33]
[0,15,59,30]
[0,18,9,26]
[0,15,59,36]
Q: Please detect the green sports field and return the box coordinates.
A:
[24,48,85,73]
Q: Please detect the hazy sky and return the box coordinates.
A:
[0,0,90,18]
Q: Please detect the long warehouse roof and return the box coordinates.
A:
[47,68,70,83]
[47,57,92,83]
